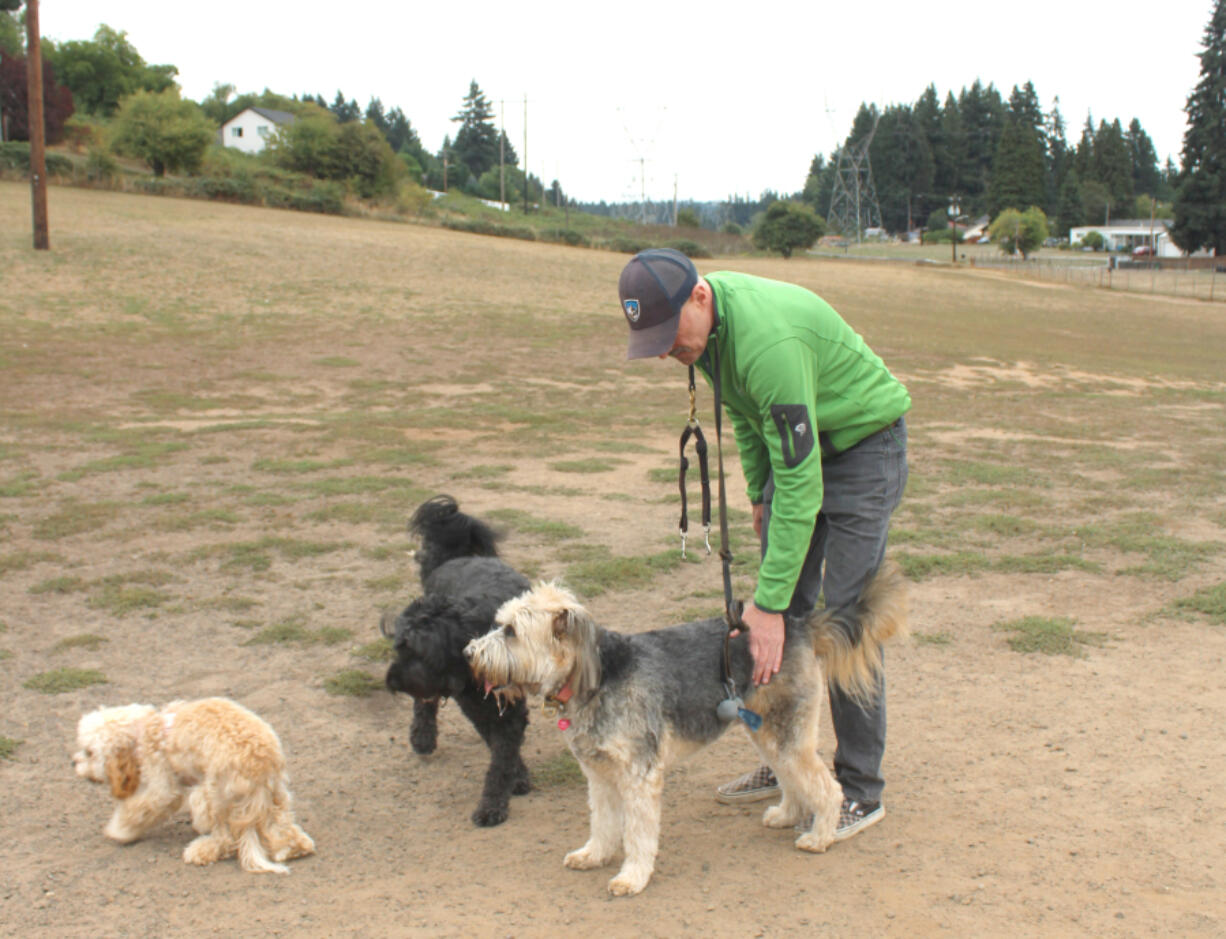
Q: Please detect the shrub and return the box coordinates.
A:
[665,239,711,259]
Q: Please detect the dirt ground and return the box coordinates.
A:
[2,186,1225,937]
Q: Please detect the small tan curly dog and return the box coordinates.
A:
[72,697,315,874]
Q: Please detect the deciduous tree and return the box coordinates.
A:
[752,200,825,258]
[45,25,176,117]
[111,88,213,177]
[988,205,1049,258]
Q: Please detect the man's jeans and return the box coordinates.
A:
[760,417,908,803]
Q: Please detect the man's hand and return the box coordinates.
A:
[730,600,784,685]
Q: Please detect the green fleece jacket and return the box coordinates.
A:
[695,271,911,613]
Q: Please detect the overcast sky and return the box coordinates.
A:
[36,1,1214,204]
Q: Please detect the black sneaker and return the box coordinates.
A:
[834,799,884,841]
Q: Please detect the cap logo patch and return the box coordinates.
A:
[623,299,641,323]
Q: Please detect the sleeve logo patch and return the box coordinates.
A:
[770,404,815,468]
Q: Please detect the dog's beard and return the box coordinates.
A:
[466,634,550,705]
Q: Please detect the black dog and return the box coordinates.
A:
[382,495,532,826]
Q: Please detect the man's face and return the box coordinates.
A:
[659,296,707,365]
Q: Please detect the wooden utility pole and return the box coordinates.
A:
[522,95,528,214]
[26,0,49,249]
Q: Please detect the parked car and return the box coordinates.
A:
[1132,245,1153,256]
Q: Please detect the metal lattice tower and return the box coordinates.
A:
[827,115,883,242]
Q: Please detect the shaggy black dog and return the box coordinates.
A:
[382,495,532,826]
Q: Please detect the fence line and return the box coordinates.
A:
[970,257,1223,303]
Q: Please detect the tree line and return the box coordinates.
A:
[799,80,1173,240]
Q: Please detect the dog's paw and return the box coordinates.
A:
[762,803,803,829]
[794,829,834,854]
[607,869,650,896]
[563,845,610,870]
[512,773,532,796]
[409,725,438,755]
[471,802,509,827]
[183,835,226,866]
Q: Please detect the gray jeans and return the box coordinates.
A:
[760,417,908,803]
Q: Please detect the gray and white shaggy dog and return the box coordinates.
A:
[382,495,532,826]
[465,562,907,896]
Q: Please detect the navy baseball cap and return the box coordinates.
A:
[618,248,698,359]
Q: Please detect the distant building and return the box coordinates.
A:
[218,107,296,155]
[1067,220,1201,258]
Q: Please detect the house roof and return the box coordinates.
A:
[248,107,296,125]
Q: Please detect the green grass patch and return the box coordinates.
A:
[647,467,676,484]
[192,536,349,572]
[58,441,189,480]
[1174,583,1226,625]
[2,551,61,576]
[253,458,347,474]
[243,616,353,646]
[548,459,624,474]
[323,669,382,696]
[85,570,178,616]
[24,667,108,693]
[532,749,585,787]
[913,631,954,646]
[200,595,260,613]
[364,574,404,592]
[0,736,21,760]
[992,616,1109,657]
[141,491,192,505]
[993,554,1101,575]
[351,638,394,662]
[896,551,991,580]
[972,514,1038,537]
[153,508,242,532]
[485,508,584,542]
[565,548,683,597]
[314,356,361,368]
[306,502,381,524]
[33,501,120,540]
[0,470,39,497]
[52,633,109,652]
[453,464,514,480]
[942,461,1037,488]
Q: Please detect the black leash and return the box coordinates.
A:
[677,366,711,560]
[677,339,759,730]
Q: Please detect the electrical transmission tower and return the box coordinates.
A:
[827,114,883,243]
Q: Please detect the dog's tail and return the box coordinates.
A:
[807,559,908,704]
[226,775,300,875]
[410,494,502,581]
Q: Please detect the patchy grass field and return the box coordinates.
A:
[2,182,1225,936]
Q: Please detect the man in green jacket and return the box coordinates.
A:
[618,248,910,841]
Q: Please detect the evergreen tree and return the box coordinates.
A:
[936,91,964,198]
[329,91,360,123]
[1044,97,1070,217]
[451,80,499,180]
[1126,118,1161,196]
[1092,118,1134,218]
[870,104,933,231]
[1172,0,1226,255]
[989,113,1046,216]
[365,97,388,135]
[1053,167,1085,235]
[1073,116,1095,183]
[956,81,1006,214]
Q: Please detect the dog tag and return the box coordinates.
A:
[557,718,571,730]
[716,697,742,722]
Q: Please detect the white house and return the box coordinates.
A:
[218,107,296,154]
[1067,219,1194,258]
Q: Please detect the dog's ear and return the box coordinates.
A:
[552,611,570,641]
[106,739,141,799]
